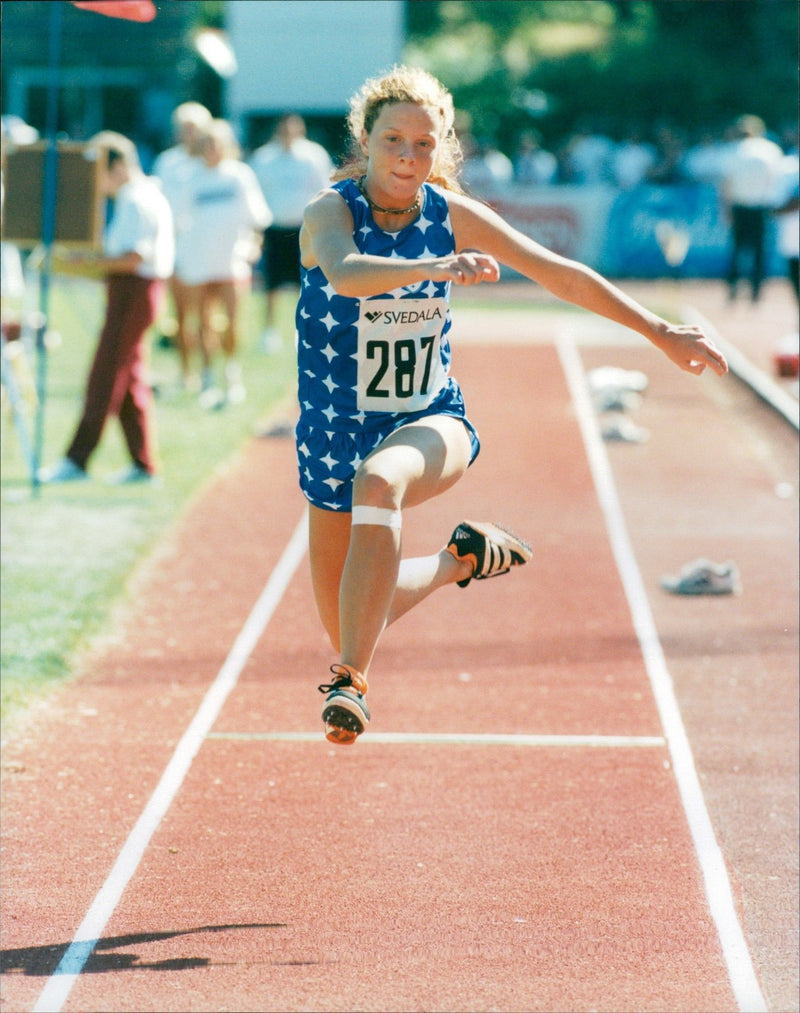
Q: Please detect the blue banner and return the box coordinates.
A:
[602,183,780,278]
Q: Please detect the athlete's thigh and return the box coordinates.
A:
[359,414,472,510]
[307,504,352,649]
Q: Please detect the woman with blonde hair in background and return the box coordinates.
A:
[181,119,272,408]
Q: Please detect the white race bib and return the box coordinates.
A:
[356,298,448,412]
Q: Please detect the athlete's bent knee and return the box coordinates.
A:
[352,468,400,511]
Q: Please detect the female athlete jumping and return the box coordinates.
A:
[297,66,728,744]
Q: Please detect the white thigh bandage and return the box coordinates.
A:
[351,505,402,529]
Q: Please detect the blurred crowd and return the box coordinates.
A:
[1,103,797,485]
[459,117,798,194]
[2,104,333,406]
[460,113,798,305]
[3,104,798,327]
[137,104,332,400]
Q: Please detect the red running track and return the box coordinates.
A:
[1,323,796,1012]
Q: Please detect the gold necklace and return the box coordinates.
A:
[358,176,420,216]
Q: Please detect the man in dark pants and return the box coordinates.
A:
[249,114,332,351]
[722,115,783,303]
[39,132,174,485]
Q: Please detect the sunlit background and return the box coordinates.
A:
[2,0,798,279]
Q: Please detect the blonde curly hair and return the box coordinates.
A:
[333,65,464,192]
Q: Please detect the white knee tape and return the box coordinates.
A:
[351,505,402,529]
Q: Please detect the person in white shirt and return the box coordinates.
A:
[460,132,514,195]
[562,122,615,184]
[151,102,212,387]
[681,127,736,186]
[611,130,657,190]
[773,128,799,305]
[181,119,272,407]
[39,131,174,485]
[722,115,784,302]
[513,129,558,186]
[249,114,333,351]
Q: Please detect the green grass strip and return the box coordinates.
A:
[1,275,297,729]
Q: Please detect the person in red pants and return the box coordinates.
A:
[39,131,174,485]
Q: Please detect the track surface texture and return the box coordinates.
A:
[2,280,797,1013]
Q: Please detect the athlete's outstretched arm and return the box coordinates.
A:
[448,192,728,377]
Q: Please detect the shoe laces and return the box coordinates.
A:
[318,664,368,697]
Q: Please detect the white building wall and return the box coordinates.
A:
[225,0,405,124]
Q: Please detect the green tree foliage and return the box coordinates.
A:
[405,0,798,152]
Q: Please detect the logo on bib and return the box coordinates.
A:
[363,307,443,326]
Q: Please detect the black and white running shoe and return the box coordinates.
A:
[446,520,532,588]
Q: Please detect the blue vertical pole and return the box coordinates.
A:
[32,0,63,495]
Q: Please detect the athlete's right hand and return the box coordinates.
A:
[436,250,500,285]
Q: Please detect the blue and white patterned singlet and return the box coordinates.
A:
[295,178,479,512]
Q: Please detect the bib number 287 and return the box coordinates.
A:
[366,335,436,400]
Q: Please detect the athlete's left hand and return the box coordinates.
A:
[654,323,729,376]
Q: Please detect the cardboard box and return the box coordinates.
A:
[1,142,104,249]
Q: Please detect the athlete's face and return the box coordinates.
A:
[360,102,442,205]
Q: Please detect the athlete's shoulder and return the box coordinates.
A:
[422,182,476,219]
[431,185,476,209]
[438,187,503,230]
[301,184,355,253]
[305,179,356,215]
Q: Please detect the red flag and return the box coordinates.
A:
[70,1,157,22]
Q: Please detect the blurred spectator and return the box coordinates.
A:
[38,132,174,485]
[773,126,799,304]
[461,133,513,195]
[722,114,784,302]
[561,119,614,184]
[249,114,332,352]
[646,125,688,185]
[611,129,656,189]
[513,129,558,186]
[151,102,212,388]
[151,102,212,202]
[681,127,736,186]
[181,119,272,408]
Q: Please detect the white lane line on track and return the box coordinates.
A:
[557,332,767,1013]
[208,731,666,747]
[32,510,309,1013]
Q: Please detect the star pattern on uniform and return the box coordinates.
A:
[295,179,457,511]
